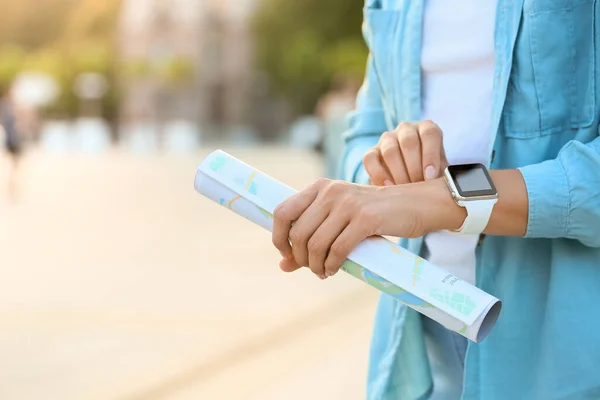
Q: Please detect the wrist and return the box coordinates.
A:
[377,178,466,236]
[420,177,467,232]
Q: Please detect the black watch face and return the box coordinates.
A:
[448,163,497,197]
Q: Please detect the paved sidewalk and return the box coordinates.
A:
[0,147,378,400]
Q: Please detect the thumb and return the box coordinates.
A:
[279,258,302,272]
[440,151,449,171]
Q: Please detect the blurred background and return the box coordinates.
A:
[0,0,379,399]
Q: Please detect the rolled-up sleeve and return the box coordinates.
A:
[340,53,388,185]
[519,135,600,248]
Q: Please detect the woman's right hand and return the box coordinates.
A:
[363,120,449,186]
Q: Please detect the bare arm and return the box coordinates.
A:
[391,169,528,237]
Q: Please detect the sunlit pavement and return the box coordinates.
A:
[0,147,378,400]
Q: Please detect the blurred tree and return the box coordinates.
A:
[0,0,121,120]
[0,0,77,50]
[47,0,122,120]
[157,56,195,86]
[123,56,195,87]
[0,45,26,93]
[252,0,367,114]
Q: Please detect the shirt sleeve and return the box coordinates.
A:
[340,53,389,185]
[518,133,600,248]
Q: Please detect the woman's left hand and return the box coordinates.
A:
[272,178,428,279]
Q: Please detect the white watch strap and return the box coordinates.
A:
[454,199,497,235]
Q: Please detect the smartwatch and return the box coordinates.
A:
[443,163,498,235]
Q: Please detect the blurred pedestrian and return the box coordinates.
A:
[1,87,23,200]
[315,74,360,179]
[272,1,600,399]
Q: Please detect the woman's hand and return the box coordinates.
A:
[272,178,430,279]
[364,120,449,186]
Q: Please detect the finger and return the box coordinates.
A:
[324,221,370,276]
[440,150,450,171]
[379,131,410,184]
[307,215,349,278]
[418,120,445,180]
[289,201,329,269]
[363,148,393,186]
[279,258,302,273]
[396,123,423,182]
[272,179,322,260]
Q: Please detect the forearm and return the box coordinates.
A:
[484,169,528,236]
[385,169,529,237]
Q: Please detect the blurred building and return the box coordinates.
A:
[118,0,263,142]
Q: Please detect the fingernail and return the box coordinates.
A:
[384,180,394,186]
[425,165,437,180]
[318,274,327,280]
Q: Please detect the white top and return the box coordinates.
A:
[421,0,497,285]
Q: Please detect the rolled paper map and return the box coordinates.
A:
[194,150,502,342]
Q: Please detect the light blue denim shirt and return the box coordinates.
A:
[341,1,600,399]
